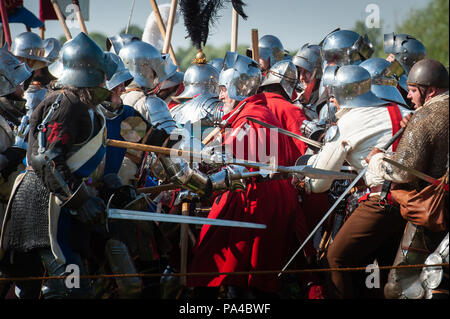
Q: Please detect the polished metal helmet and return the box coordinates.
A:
[160,71,184,90]
[106,34,140,55]
[119,40,177,90]
[384,33,426,74]
[58,32,117,88]
[12,32,51,70]
[323,64,388,108]
[292,43,323,79]
[209,58,224,72]
[0,47,33,97]
[260,60,298,99]
[246,34,285,68]
[407,58,449,89]
[321,30,374,66]
[43,38,61,64]
[176,63,219,100]
[105,52,133,91]
[359,58,407,106]
[219,51,262,101]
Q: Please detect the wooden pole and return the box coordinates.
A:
[162,0,177,55]
[149,0,179,67]
[0,0,12,49]
[251,29,259,62]
[40,26,45,39]
[180,202,189,286]
[72,0,88,34]
[230,8,238,52]
[50,0,72,40]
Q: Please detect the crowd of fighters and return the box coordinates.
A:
[0,26,448,300]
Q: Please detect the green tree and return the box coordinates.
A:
[396,0,449,66]
[119,24,143,38]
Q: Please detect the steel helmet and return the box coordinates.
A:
[384,33,426,74]
[105,52,134,91]
[322,30,374,66]
[12,32,51,70]
[119,40,177,90]
[323,64,388,108]
[57,32,117,87]
[260,60,298,99]
[407,59,449,89]
[292,43,323,79]
[106,34,140,55]
[0,47,33,96]
[219,51,262,101]
[359,58,407,106]
[176,63,219,100]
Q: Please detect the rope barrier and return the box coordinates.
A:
[0,263,447,282]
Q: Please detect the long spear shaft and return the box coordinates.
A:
[50,0,72,40]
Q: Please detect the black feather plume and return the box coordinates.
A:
[231,0,248,19]
[179,0,248,50]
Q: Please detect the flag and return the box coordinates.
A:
[39,0,89,22]
[0,0,44,28]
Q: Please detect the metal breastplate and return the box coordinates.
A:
[171,94,223,128]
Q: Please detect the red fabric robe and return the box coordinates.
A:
[187,94,310,292]
[260,92,309,160]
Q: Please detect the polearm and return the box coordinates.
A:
[251,29,259,63]
[72,0,88,34]
[278,127,405,276]
[149,0,179,67]
[0,0,12,49]
[106,139,356,180]
[50,0,72,40]
[230,8,238,52]
[125,0,136,34]
[162,0,177,55]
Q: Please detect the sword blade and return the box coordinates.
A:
[108,208,267,229]
[246,117,323,149]
[278,166,368,276]
[382,157,442,186]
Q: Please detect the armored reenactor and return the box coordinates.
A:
[384,32,427,109]
[186,53,310,298]
[0,47,33,231]
[367,59,449,299]
[257,59,309,160]
[246,34,288,74]
[303,65,411,298]
[0,32,116,299]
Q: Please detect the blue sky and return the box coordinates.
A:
[10,0,431,52]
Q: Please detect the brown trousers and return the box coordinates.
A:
[326,195,407,299]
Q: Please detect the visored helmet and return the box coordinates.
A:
[260,60,298,99]
[407,58,449,89]
[292,43,323,79]
[12,32,51,70]
[323,64,388,108]
[0,47,33,96]
[105,52,133,90]
[119,41,176,90]
[58,32,117,88]
[106,34,140,55]
[359,58,407,106]
[322,30,374,66]
[384,33,426,74]
[219,51,262,101]
[176,63,219,100]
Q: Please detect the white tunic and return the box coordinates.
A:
[307,105,412,193]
